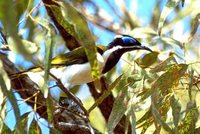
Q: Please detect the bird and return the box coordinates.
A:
[10,35,152,89]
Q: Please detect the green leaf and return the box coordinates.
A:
[0,97,6,133]
[46,95,54,124]
[15,112,30,133]
[42,35,53,98]
[106,84,129,133]
[151,101,172,133]
[130,27,157,38]
[60,2,99,80]
[29,119,41,134]
[136,108,152,126]
[140,64,188,101]
[170,95,181,129]
[184,13,200,43]
[158,0,181,35]
[135,52,159,68]
[181,0,185,7]
[127,105,136,134]
[88,75,123,113]
[150,56,176,73]
[0,60,23,134]
[1,123,12,134]
[45,1,77,39]
[0,0,33,61]
[178,101,199,133]
[15,0,29,22]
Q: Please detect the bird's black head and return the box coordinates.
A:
[108,35,152,52]
[102,35,152,73]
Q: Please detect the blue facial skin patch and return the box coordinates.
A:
[121,36,137,45]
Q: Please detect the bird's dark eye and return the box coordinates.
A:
[122,36,137,45]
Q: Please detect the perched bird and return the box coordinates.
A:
[11,35,152,89]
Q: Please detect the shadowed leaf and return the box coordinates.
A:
[29,119,41,134]
[106,84,129,133]
[135,52,159,68]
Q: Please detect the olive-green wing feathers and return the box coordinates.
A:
[51,47,88,67]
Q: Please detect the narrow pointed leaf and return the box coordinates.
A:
[106,85,129,133]
[151,101,172,133]
[61,2,99,80]
[0,0,34,61]
[170,95,181,128]
[158,0,181,35]
[140,64,188,101]
[178,102,199,133]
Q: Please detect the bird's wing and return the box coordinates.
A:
[51,46,106,67]
[51,47,88,67]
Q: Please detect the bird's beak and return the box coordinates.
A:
[128,45,153,52]
[139,45,153,52]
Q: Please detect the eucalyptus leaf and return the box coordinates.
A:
[60,2,100,80]
[106,85,129,133]
[135,52,159,69]
[170,95,181,129]
[158,0,181,35]
[140,64,188,101]
[0,0,33,61]
[0,60,23,133]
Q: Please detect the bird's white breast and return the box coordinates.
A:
[27,53,105,88]
[51,53,105,88]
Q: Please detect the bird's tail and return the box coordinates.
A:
[8,67,43,79]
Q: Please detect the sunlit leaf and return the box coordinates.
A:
[135,52,159,68]
[136,108,152,126]
[130,27,157,38]
[140,64,188,101]
[22,40,40,54]
[42,35,53,98]
[151,99,172,133]
[0,60,23,133]
[150,56,176,73]
[178,101,199,133]
[46,95,54,124]
[0,0,33,61]
[61,2,99,80]
[158,0,181,35]
[184,13,200,44]
[106,85,129,134]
